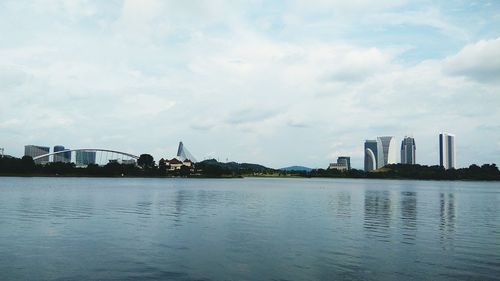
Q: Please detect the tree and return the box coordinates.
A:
[21,156,35,173]
[138,154,155,168]
[158,158,167,176]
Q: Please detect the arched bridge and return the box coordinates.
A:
[32,149,139,166]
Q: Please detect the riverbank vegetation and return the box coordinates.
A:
[1,155,499,180]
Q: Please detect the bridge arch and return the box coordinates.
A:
[32,148,139,161]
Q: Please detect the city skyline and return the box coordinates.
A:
[1,1,499,169]
[20,133,459,170]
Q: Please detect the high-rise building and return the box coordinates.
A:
[328,156,351,171]
[401,137,416,164]
[54,145,71,163]
[364,140,380,171]
[439,133,456,169]
[24,145,50,164]
[337,156,351,170]
[377,136,397,167]
[76,151,96,166]
[365,137,397,171]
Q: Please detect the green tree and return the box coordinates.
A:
[21,156,35,173]
[138,154,155,168]
[158,158,167,176]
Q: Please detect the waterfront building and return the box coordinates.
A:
[53,145,71,163]
[328,163,348,171]
[364,137,396,171]
[108,159,136,165]
[24,145,50,164]
[122,159,136,165]
[76,151,96,166]
[364,140,381,171]
[439,133,456,169]
[400,137,416,164]
[168,158,184,170]
[377,136,397,167]
[337,156,351,170]
[329,156,351,171]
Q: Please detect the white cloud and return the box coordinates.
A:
[0,1,499,169]
[443,37,500,82]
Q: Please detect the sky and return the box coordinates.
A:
[1,0,499,169]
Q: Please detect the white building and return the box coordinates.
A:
[377,136,397,167]
[328,163,348,171]
[364,136,397,171]
[439,133,456,169]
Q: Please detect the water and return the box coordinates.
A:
[0,177,499,281]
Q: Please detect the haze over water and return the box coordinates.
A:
[0,177,499,280]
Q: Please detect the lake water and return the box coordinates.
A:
[0,177,499,281]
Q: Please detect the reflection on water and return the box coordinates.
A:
[0,178,499,281]
[364,190,392,240]
[439,192,456,245]
[335,191,351,218]
[400,191,417,241]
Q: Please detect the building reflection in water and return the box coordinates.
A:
[335,191,352,218]
[400,191,417,241]
[364,190,392,239]
[439,192,456,244]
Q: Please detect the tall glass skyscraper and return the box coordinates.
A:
[439,133,456,169]
[364,140,380,171]
[401,137,416,164]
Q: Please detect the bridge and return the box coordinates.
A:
[33,148,139,166]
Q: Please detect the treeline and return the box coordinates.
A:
[302,164,500,181]
[0,155,193,177]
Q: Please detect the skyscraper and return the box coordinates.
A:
[439,133,456,169]
[24,145,50,164]
[364,140,380,171]
[365,136,397,171]
[401,137,416,164]
[377,136,397,167]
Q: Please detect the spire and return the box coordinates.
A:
[176,141,197,162]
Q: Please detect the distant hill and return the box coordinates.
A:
[197,159,272,172]
[280,166,312,172]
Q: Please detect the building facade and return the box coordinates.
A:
[24,145,50,164]
[337,156,351,170]
[364,140,380,171]
[377,136,397,167]
[439,133,456,169]
[365,137,397,171]
[400,137,416,164]
[76,151,96,166]
[53,145,71,163]
[328,163,348,171]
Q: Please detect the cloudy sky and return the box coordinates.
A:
[1,0,499,169]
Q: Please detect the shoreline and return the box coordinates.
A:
[1,173,498,182]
